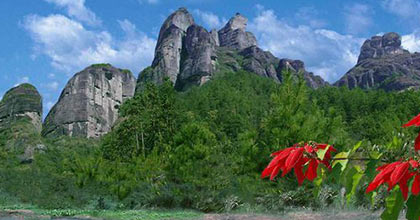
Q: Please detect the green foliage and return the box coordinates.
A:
[4,68,420,214]
[381,188,404,220]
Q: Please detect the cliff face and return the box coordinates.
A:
[42,64,136,138]
[137,8,328,92]
[0,83,42,131]
[0,83,43,163]
[335,32,420,91]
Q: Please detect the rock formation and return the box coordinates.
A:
[218,13,257,50]
[43,64,136,138]
[278,59,328,89]
[0,83,42,131]
[0,83,44,163]
[137,8,328,91]
[335,32,420,91]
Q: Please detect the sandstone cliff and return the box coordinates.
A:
[42,64,136,138]
[137,8,328,92]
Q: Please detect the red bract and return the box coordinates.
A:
[261,143,335,185]
[403,113,420,151]
[366,160,420,200]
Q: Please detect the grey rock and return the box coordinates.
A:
[239,46,279,80]
[277,59,329,89]
[151,8,195,84]
[43,64,136,138]
[218,13,257,50]
[0,83,42,132]
[210,29,220,46]
[335,32,420,91]
[177,25,217,89]
[357,32,409,63]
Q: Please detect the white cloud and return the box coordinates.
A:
[344,4,373,35]
[294,6,326,28]
[45,0,101,26]
[193,9,227,30]
[382,0,420,20]
[138,0,159,4]
[249,8,364,83]
[24,15,156,76]
[402,32,420,52]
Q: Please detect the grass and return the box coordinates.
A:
[0,204,202,220]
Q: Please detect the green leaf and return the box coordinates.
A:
[350,141,362,154]
[332,151,349,171]
[381,188,404,220]
[406,195,420,220]
[345,166,363,204]
[316,145,331,161]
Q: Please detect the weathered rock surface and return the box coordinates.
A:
[0,83,42,131]
[151,8,195,84]
[137,8,328,91]
[43,64,136,138]
[218,13,257,50]
[278,59,329,89]
[335,32,420,91]
[177,25,217,89]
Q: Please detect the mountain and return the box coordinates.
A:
[335,32,420,91]
[42,64,136,138]
[137,8,328,92]
[0,83,42,131]
[0,83,43,163]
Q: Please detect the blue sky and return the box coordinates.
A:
[1,0,420,117]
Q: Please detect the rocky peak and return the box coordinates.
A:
[156,7,195,45]
[357,32,409,63]
[42,64,136,138]
[0,83,42,132]
[335,33,420,91]
[218,13,257,50]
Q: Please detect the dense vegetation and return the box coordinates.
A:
[1,70,420,215]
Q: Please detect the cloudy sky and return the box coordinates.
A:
[1,0,420,117]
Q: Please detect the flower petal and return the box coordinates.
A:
[390,162,409,188]
[403,113,420,127]
[282,148,304,177]
[411,174,420,196]
[305,159,319,181]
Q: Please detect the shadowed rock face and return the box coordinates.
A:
[137,8,328,91]
[278,59,329,89]
[43,64,136,138]
[0,83,42,132]
[151,8,195,84]
[335,32,420,91]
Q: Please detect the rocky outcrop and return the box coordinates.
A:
[137,8,328,91]
[0,83,42,131]
[218,13,257,50]
[357,32,409,63]
[177,25,217,89]
[43,64,136,138]
[150,8,195,84]
[278,59,329,89]
[335,33,420,91]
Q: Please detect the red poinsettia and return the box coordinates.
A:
[366,159,420,200]
[403,113,420,151]
[261,143,336,185]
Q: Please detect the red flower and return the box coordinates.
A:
[403,113,420,151]
[403,113,420,128]
[366,161,418,200]
[262,142,335,185]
